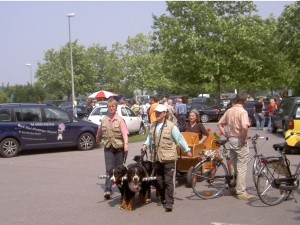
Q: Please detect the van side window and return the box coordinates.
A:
[0,108,11,122]
[14,107,42,122]
[44,107,70,122]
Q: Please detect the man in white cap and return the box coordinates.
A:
[142,104,191,212]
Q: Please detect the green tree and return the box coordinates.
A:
[277,2,300,94]
[35,41,98,100]
[152,1,285,100]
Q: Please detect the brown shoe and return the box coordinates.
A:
[237,193,255,200]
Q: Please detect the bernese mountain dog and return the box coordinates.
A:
[120,155,155,211]
[107,165,128,205]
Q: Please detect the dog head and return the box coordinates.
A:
[108,165,127,187]
[126,163,146,192]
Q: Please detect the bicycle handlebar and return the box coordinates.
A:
[250,134,269,141]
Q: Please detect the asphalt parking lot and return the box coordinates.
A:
[0,123,300,225]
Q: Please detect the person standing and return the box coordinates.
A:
[254,97,265,130]
[217,93,255,200]
[181,109,208,144]
[96,98,129,200]
[175,98,187,130]
[166,99,177,125]
[267,98,278,131]
[141,104,191,212]
[149,97,160,123]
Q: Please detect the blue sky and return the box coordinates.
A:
[0,1,294,86]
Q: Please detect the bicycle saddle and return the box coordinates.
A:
[273,143,285,151]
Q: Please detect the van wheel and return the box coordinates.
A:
[201,114,209,123]
[0,138,20,158]
[77,132,95,150]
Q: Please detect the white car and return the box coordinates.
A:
[88,105,145,134]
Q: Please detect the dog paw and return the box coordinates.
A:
[146,199,152,204]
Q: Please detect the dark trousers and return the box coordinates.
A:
[177,114,186,131]
[155,161,175,205]
[104,146,124,192]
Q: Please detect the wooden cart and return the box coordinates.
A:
[176,132,220,187]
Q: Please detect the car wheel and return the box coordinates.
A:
[77,132,95,151]
[271,123,277,133]
[282,123,287,136]
[138,123,146,135]
[0,138,20,158]
[201,114,209,123]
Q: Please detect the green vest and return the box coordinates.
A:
[102,115,124,149]
[150,120,177,163]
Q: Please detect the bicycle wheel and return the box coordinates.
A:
[256,162,290,206]
[252,155,264,187]
[192,160,228,199]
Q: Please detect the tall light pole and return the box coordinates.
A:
[67,13,77,117]
[25,63,32,85]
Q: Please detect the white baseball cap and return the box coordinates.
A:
[155,104,167,112]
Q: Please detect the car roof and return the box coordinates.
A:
[0,103,49,107]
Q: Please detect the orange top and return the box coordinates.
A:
[149,102,159,123]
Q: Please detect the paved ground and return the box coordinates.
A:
[0,123,300,225]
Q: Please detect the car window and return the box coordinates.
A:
[120,107,128,117]
[0,108,11,122]
[44,107,69,122]
[91,107,108,116]
[126,107,136,117]
[14,107,42,122]
[295,106,300,119]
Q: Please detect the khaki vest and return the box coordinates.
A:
[150,120,177,163]
[102,115,124,149]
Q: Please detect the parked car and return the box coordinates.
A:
[64,106,88,120]
[187,97,222,123]
[87,105,145,134]
[225,99,269,127]
[283,103,300,153]
[272,96,300,134]
[0,103,98,158]
[58,101,72,110]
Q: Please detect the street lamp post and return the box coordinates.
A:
[67,13,77,117]
[25,63,32,85]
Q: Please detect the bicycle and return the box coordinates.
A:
[191,135,269,199]
[256,132,300,206]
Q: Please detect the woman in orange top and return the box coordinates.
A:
[267,98,277,131]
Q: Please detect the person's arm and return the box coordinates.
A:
[198,123,208,144]
[96,124,102,144]
[240,111,250,144]
[119,119,129,152]
[217,112,226,135]
[171,125,192,157]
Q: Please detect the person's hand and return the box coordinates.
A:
[124,143,128,152]
[186,151,192,158]
[141,144,147,152]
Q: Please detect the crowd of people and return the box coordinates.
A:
[96,93,281,212]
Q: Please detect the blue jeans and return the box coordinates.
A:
[267,115,273,130]
[104,146,124,192]
[255,113,265,130]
